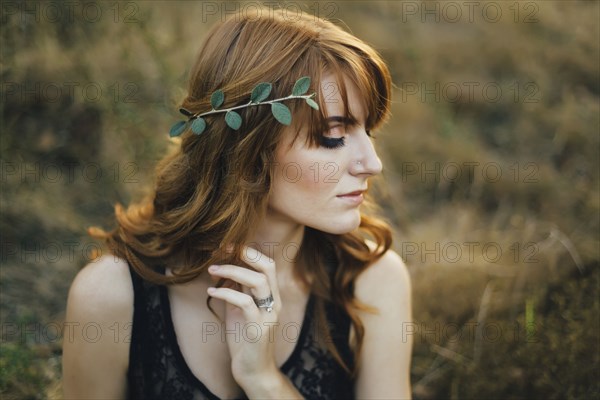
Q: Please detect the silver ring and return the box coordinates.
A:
[253,293,274,313]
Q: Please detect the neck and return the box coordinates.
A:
[246,208,306,288]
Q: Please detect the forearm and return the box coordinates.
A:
[238,370,304,400]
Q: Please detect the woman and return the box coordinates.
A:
[63,7,412,400]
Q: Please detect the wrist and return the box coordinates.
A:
[235,364,291,397]
[233,360,278,387]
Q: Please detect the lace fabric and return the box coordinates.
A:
[126,264,355,400]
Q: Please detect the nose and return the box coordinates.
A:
[350,130,383,176]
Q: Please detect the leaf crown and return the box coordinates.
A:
[169,76,319,137]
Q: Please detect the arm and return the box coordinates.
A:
[236,368,304,399]
[353,246,413,399]
[62,255,133,399]
[206,245,304,399]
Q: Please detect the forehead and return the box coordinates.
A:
[320,71,367,122]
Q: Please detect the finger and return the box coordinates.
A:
[208,264,271,299]
[207,287,260,319]
[239,245,280,304]
[239,245,275,271]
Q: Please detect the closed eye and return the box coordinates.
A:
[319,136,345,149]
[319,117,349,149]
[319,116,373,149]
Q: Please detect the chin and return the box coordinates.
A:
[311,213,361,235]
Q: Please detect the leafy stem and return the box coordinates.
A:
[169,76,319,137]
[193,92,316,119]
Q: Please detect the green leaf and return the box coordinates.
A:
[169,120,187,137]
[271,102,292,125]
[179,108,194,117]
[225,110,242,130]
[250,82,272,103]
[292,76,311,96]
[211,90,224,109]
[191,117,206,135]
[305,98,319,110]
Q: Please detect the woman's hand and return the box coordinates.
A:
[206,245,283,388]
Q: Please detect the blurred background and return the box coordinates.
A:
[1,0,598,398]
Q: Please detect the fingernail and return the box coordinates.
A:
[208,265,219,272]
[207,287,216,294]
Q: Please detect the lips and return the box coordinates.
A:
[337,190,365,197]
[336,189,365,206]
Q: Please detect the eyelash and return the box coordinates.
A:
[319,130,374,149]
[320,136,346,149]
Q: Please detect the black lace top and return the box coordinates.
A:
[126,264,356,399]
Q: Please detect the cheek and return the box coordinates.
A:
[275,162,321,198]
[295,156,338,196]
[273,141,341,202]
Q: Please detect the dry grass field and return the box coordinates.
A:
[1,1,598,398]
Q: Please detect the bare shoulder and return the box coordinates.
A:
[67,254,133,318]
[356,239,411,304]
[63,254,133,398]
[352,240,413,398]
